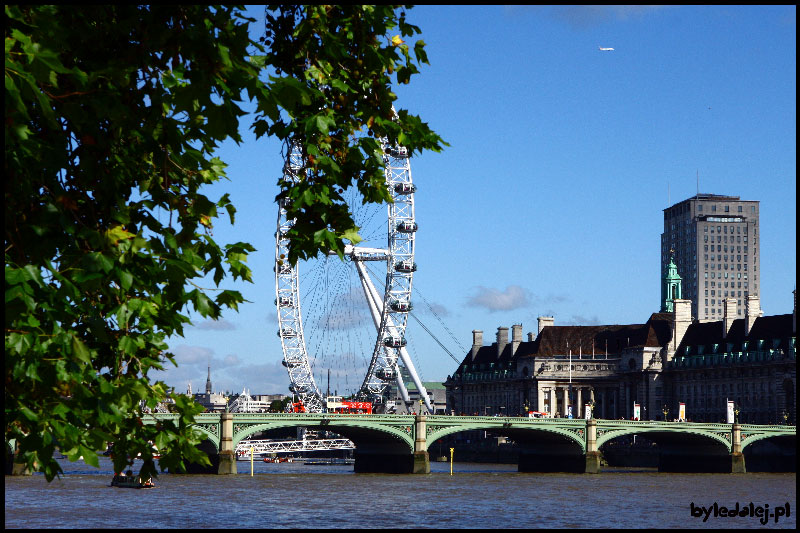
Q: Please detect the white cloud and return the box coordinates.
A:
[467,285,531,312]
[169,344,215,365]
[158,345,298,396]
[193,319,237,331]
[223,354,241,366]
[419,301,451,318]
[564,314,602,326]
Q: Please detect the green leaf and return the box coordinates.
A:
[193,291,215,317]
[80,446,100,467]
[119,270,133,291]
[340,226,362,245]
[71,337,91,363]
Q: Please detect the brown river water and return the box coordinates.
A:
[4,456,796,528]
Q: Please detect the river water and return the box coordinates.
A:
[5,456,796,528]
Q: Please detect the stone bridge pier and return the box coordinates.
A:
[655,423,745,473]
[352,414,430,474]
[218,412,237,474]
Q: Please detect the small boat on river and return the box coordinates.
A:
[110,472,155,489]
[263,457,294,463]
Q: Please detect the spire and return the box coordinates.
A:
[206,366,212,394]
[661,250,682,313]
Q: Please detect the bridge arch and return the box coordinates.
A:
[230,415,415,453]
[142,413,222,449]
[192,424,221,449]
[739,430,796,451]
[596,426,732,452]
[426,421,585,453]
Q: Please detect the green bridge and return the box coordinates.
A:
[144,413,796,474]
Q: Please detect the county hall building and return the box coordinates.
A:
[444,263,796,425]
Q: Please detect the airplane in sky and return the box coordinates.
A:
[598,46,615,51]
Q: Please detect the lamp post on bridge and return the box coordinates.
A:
[662,405,669,422]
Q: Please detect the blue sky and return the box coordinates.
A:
[158,5,796,397]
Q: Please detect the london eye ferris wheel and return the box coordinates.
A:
[275,134,431,413]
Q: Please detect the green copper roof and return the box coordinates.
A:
[661,251,682,312]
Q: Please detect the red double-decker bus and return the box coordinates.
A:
[325,396,372,414]
[288,397,373,414]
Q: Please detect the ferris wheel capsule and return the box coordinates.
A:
[394,260,417,273]
[375,368,396,381]
[383,336,407,348]
[396,221,418,233]
[389,300,413,312]
[275,297,293,308]
[385,146,408,158]
[394,183,416,195]
[278,327,297,338]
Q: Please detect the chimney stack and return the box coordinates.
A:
[538,316,554,336]
[723,298,736,339]
[496,327,509,358]
[745,295,761,336]
[669,299,692,360]
[471,330,483,361]
[511,324,523,355]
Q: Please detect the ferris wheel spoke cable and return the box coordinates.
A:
[408,312,462,365]
[314,262,367,375]
[364,261,463,365]
[413,287,468,353]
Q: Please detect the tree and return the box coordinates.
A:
[258,5,446,264]
[5,5,443,480]
[269,398,292,413]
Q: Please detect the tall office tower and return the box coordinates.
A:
[661,194,760,322]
